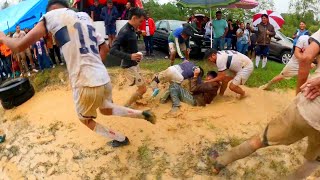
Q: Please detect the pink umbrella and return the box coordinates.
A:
[253,10,285,30]
[226,0,258,9]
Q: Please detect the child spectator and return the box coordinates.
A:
[33,38,52,71]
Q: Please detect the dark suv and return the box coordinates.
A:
[269,30,293,64]
[153,20,210,58]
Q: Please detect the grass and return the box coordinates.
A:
[140,59,296,90]
[26,58,296,92]
[30,66,68,92]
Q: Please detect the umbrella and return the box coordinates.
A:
[253,10,285,30]
[226,0,258,9]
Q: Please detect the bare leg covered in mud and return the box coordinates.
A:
[219,76,233,96]
[260,74,285,90]
[229,82,246,99]
[212,135,264,174]
[125,85,147,107]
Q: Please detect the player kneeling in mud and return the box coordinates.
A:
[0,0,156,148]
[204,49,253,99]
[161,69,220,112]
[150,60,198,97]
[210,30,320,178]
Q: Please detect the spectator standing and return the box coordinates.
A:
[139,12,156,56]
[13,25,38,77]
[90,0,103,21]
[247,23,256,60]
[121,2,132,20]
[0,43,12,78]
[204,18,212,38]
[33,38,52,71]
[232,20,240,50]
[212,11,228,50]
[45,32,64,66]
[292,21,309,54]
[225,19,234,50]
[252,14,275,68]
[101,0,119,47]
[167,26,193,65]
[110,8,147,107]
[236,22,250,55]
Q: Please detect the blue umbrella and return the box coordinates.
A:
[177,0,241,47]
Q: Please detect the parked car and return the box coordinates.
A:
[153,20,210,58]
[269,30,293,64]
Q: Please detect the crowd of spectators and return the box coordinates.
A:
[0,25,64,82]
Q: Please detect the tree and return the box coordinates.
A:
[253,0,275,12]
[289,0,320,18]
[1,1,9,9]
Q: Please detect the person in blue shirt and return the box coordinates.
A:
[101,0,119,47]
[292,21,309,54]
[168,26,193,66]
[212,11,228,51]
[33,38,52,71]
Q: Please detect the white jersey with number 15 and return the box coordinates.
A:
[42,8,110,88]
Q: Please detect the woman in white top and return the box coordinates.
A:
[236,22,250,55]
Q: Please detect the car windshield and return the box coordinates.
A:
[169,21,184,31]
[276,30,292,44]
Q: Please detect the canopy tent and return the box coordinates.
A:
[177,0,258,47]
[0,0,47,34]
[73,0,143,11]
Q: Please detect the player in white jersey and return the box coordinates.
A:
[210,29,320,179]
[0,0,156,148]
[204,49,254,98]
[260,35,315,91]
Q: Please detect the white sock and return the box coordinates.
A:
[105,102,143,118]
[262,57,268,68]
[255,56,260,68]
[94,123,126,142]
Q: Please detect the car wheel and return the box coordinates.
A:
[1,86,35,110]
[281,51,292,64]
[0,78,31,101]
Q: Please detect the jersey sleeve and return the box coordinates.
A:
[310,29,320,47]
[295,35,309,49]
[41,10,60,33]
[96,33,105,46]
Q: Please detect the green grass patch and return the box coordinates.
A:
[140,59,296,89]
[30,66,67,92]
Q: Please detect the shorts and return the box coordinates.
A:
[255,45,269,57]
[106,24,116,35]
[124,65,145,87]
[248,44,256,51]
[169,42,187,54]
[158,66,184,84]
[262,100,320,161]
[73,83,113,121]
[232,63,254,86]
[280,59,299,79]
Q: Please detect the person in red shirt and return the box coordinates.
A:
[139,12,156,56]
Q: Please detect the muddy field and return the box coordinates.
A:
[0,69,320,179]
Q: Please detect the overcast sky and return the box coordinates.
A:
[157,0,291,13]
